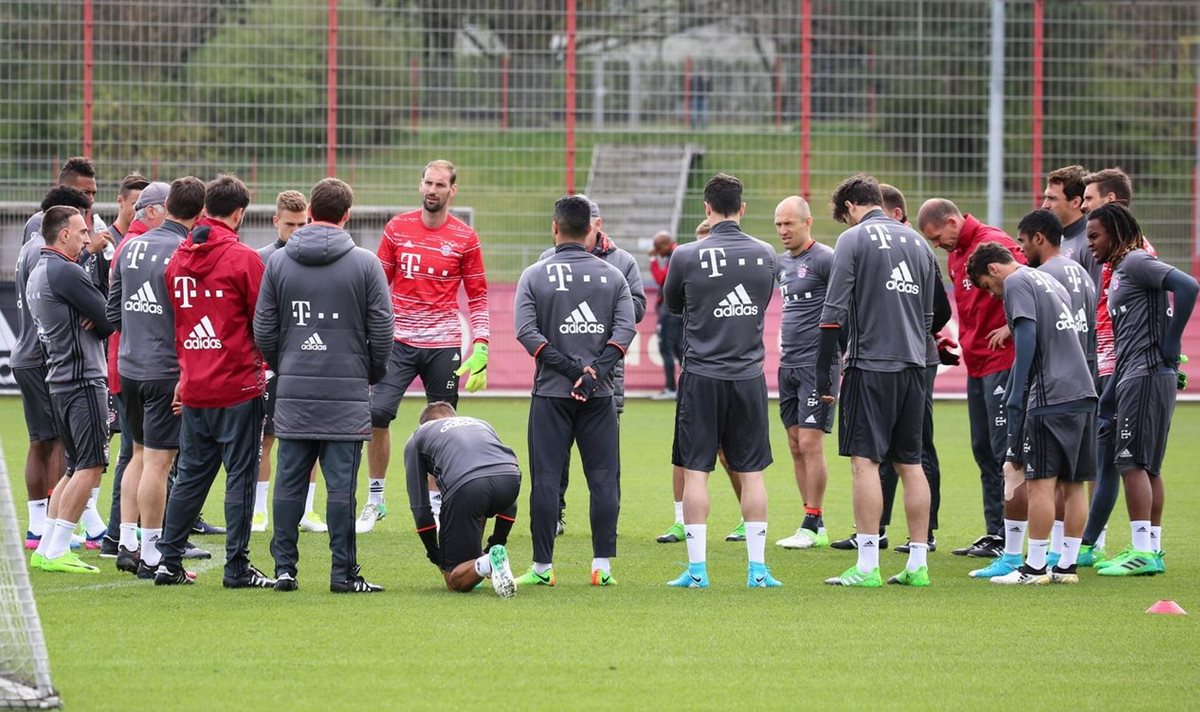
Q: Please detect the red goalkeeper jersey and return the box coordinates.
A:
[377,210,489,349]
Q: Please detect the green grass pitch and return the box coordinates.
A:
[4,396,1199,710]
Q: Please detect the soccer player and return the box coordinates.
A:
[360,160,490,534]
[154,175,275,588]
[14,188,91,551]
[1087,204,1197,576]
[253,190,326,535]
[106,174,150,244]
[22,158,111,294]
[514,195,635,586]
[663,173,781,589]
[819,174,935,588]
[405,403,519,597]
[26,206,114,574]
[254,178,394,593]
[966,243,1097,585]
[106,176,205,577]
[649,230,683,400]
[771,196,836,550]
[1042,165,1099,288]
[918,198,1024,560]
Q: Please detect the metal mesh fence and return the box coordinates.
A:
[1,0,1197,280]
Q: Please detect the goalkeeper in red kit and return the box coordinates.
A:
[358,160,490,533]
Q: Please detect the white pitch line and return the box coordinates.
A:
[46,557,222,593]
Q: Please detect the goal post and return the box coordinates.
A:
[0,444,60,709]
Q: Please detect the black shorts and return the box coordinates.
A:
[50,381,110,472]
[1022,410,1097,482]
[839,367,924,465]
[672,372,772,473]
[778,365,835,433]
[14,365,58,442]
[1114,372,1176,477]
[439,474,521,571]
[120,377,180,450]
[262,374,278,437]
[370,343,461,426]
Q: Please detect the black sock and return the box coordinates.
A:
[801,513,821,532]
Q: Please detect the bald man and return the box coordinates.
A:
[772,197,836,549]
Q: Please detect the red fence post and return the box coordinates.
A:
[1032,0,1045,209]
[683,56,693,128]
[800,0,812,201]
[326,0,339,177]
[82,0,93,156]
[565,0,577,194]
[501,55,510,132]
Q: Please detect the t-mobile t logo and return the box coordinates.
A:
[173,276,198,308]
[399,252,421,279]
[1063,264,1086,294]
[546,263,574,292]
[125,241,148,269]
[866,224,893,249]
[698,247,727,277]
[292,300,312,326]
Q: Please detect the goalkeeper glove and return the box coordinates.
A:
[455,342,488,392]
[1177,354,1190,391]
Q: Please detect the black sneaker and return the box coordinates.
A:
[224,565,277,589]
[829,532,889,550]
[116,545,140,574]
[153,562,195,586]
[182,540,212,559]
[99,535,120,558]
[895,536,937,554]
[274,573,298,592]
[191,515,226,536]
[952,534,1003,558]
[136,560,158,580]
[331,567,384,593]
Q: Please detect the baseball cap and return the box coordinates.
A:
[575,193,601,219]
[135,181,170,210]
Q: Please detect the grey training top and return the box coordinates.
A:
[515,243,636,398]
[106,220,188,380]
[404,416,520,528]
[1002,266,1096,410]
[1058,216,1101,293]
[1108,249,1175,383]
[257,239,286,263]
[820,210,935,372]
[12,237,47,370]
[778,240,835,367]
[663,221,778,379]
[1038,254,1098,375]
[540,236,647,324]
[25,249,115,392]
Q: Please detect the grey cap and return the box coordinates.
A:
[575,193,601,219]
[134,181,170,210]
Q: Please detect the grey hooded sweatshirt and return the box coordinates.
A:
[253,223,394,441]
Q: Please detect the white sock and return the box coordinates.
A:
[141,528,163,567]
[673,501,683,524]
[1050,520,1064,556]
[532,561,552,574]
[368,478,385,506]
[906,542,929,572]
[474,554,492,577]
[1131,520,1152,552]
[591,557,610,573]
[1003,519,1026,557]
[1096,526,1108,550]
[1060,536,1082,569]
[304,483,317,514]
[119,522,139,551]
[45,519,77,559]
[81,488,106,538]
[254,480,269,514]
[27,499,48,537]
[684,524,707,564]
[744,521,767,565]
[429,491,442,517]
[1150,525,1162,553]
[1027,538,1049,571]
[855,533,880,574]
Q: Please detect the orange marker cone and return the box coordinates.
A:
[1145,600,1187,615]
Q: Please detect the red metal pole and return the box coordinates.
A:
[326,0,338,177]
[774,55,783,132]
[800,0,812,201]
[683,56,693,129]
[411,57,420,135]
[565,0,577,194]
[501,55,510,132]
[82,0,93,156]
[1032,0,1045,209]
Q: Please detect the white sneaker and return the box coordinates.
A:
[251,512,268,533]
[355,502,387,534]
[650,389,677,401]
[991,567,1049,585]
[299,512,328,533]
[776,527,822,549]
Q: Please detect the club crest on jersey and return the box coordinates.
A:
[440,243,452,257]
[795,264,808,279]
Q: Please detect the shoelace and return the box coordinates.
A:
[358,505,376,521]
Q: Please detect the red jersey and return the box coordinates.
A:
[946,214,1026,378]
[1097,236,1156,377]
[106,220,151,395]
[376,210,489,349]
[164,218,266,408]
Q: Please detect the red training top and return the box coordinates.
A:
[164,217,266,408]
[945,214,1026,378]
[376,210,489,349]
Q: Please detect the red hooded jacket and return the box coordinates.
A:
[164,217,266,408]
[106,220,152,395]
